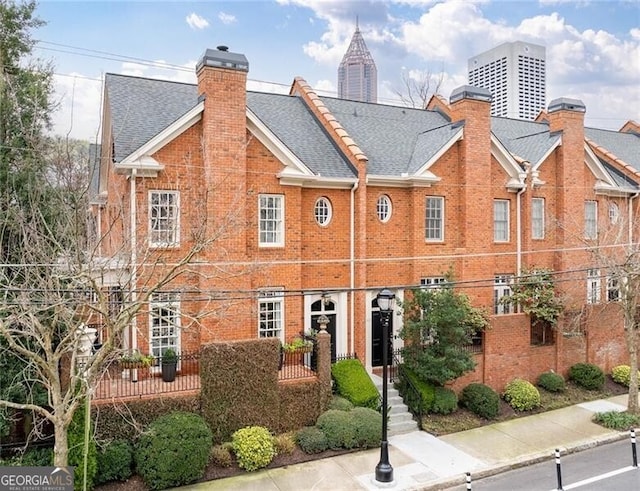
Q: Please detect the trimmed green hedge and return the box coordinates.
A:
[398,367,435,414]
[432,387,458,415]
[331,359,380,410]
[460,383,500,419]
[569,363,605,390]
[537,371,565,392]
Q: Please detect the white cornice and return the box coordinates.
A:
[585,143,617,188]
[491,134,525,191]
[367,174,440,188]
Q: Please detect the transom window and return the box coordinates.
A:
[420,277,447,289]
[259,194,284,247]
[314,197,332,226]
[149,293,180,359]
[494,275,514,315]
[425,196,444,241]
[584,201,598,240]
[376,195,392,223]
[494,200,509,242]
[587,269,601,304]
[531,198,545,240]
[149,191,179,247]
[258,289,284,340]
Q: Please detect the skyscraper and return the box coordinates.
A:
[338,22,377,103]
[468,41,546,120]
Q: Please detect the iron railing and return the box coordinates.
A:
[278,342,318,381]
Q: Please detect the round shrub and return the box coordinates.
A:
[329,396,354,411]
[569,363,605,390]
[537,371,565,392]
[460,383,500,419]
[231,426,276,472]
[95,440,133,485]
[350,407,382,448]
[273,432,296,455]
[503,379,541,411]
[210,444,233,468]
[316,409,357,449]
[611,365,639,387]
[135,411,213,490]
[296,426,328,454]
[432,387,458,415]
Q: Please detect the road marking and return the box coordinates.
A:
[548,465,638,490]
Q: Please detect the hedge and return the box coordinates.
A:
[331,359,380,410]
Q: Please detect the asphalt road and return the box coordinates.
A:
[445,439,640,490]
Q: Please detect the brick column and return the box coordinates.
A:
[315,329,332,411]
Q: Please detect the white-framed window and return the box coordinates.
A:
[494,199,509,242]
[376,195,392,223]
[587,269,601,304]
[425,196,444,241]
[314,197,332,226]
[420,277,447,289]
[149,292,180,359]
[609,202,620,224]
[149,191,179,247]
[607,276,620,302]
[585,201,598,240]
[494,275,514,315]
[259,194,284,247]
[258,289,284,340]
[532,198,545,239]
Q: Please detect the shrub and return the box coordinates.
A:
[296,426,328,454]
[537,371,565,392]
[460,383,500,419]
[611,365,639,387]
[432,387,458,415]
[210,444,233,468]
[503,379,541,411]
[95,440,133,485]
[68,399,97,491]
[273,432,296,455]
[329,396,354,411]
[399,367,435,414]
[593,411,640,430]
[1,447,53,467]
[316,409,357,450]
[136,411,213,490]
[331,359,380,410]
[350,407,382,448]
[569,363,605,390]
[231,426,276,472]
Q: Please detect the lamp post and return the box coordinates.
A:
[375,288,395,484]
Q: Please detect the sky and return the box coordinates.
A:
[32,0,640,142]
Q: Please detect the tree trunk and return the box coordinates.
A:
[628,326,639,414]
[53,421,69,467]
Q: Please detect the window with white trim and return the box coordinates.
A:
[314,197,332,226]
[149,191,179,247]
[420,277,447,289]
[609,203,620,224]
[531,198,545,239]
[425,196,444,241]
[150,293,180,359]
[607,276,620,302]
[587,269,601,304]
[494,275,514,314]
[259,194,284,247]
[376,195,392,223]
[584,201,598,240]
[258,289,284,340]
[494,199,509,242]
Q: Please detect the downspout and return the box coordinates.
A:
[516,162,531,276]
[129,169,138,356]
[349,179,359,354]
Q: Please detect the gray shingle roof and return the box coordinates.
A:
[586,127,640,171]
[491,117,560,164]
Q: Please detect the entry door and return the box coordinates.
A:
[311,299,337,362]
[371,298,394,367]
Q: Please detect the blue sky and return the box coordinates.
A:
[33,0,640,141]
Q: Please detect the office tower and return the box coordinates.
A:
[338,23,377,103]
[468,41,546,120]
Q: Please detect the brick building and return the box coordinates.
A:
[90,46,640,391]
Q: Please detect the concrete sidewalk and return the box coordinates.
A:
[179,394,630,491]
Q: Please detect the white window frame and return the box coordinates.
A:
[258,289,284,341]
[494,199,510,242]
[420,277,447,290]
[149,191,180,247]
[587,269,601,304]
[425,196,444,242]
[531,197,545,240]
[314,197,332,226]
[585,201,598,240]
[149,292,180,359]
[259,194,284,247]
[609,202,620,225]
[494,275,514,315]
[606,276,620,302]
[376,195,392,223]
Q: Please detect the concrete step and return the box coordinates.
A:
[371,372,419,435]
[388,418,418,436]
[388,411,414,424]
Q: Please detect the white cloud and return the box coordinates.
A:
[50,73,103,142]
[186,12,209,30]
[120,60,197,84]
[218,12,236,25]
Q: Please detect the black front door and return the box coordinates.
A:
[371,299,394,367]
[311,300,337,362]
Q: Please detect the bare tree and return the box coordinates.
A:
[394,66,445,109]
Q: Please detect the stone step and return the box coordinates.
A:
[388,419,418,436]
[388,411,414,423]
[371,372,419,435]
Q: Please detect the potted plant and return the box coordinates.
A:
[282,336,314,353]
[120,350,155,369]
[161,348,178,382]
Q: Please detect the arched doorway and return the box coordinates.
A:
[311,299,337,362]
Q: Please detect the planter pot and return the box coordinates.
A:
[162,362,177,382]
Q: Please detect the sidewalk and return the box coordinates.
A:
[179,394,630,491]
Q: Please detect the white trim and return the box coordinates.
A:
[494,199,510,243]
[491,134,525,191]
[258,194,285,248]
[367,174,440,188]
[304,292,348,356]
[414,127,464,174]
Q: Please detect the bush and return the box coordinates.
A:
[296,426,328,454]
[273,432,296,455]
[399,367,435,414]
[569,363,605,390]
[350,407,382,448]
[68,399,97,491]
[95,440,133,485]
[135,411,213,490]
[210,444,233,468]
[331,359,380,410]
[611,365,639,387]
[231,426,276,472]
[593,411,640,430]
[460,383,500,419]
[503,379,541,411]
[316,409,357,450]
[1,447,53,467]
[537,371,565,392]
[432,387,458,415]
[329,396,354,411]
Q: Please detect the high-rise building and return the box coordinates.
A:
[338,23,377,103]
[468,41,546,120]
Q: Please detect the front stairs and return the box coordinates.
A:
[370,373,419,435]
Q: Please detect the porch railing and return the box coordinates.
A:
[278,343,318,381]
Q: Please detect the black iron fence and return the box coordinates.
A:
[278,342,318,381]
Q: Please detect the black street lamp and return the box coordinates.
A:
[375,288,395,484]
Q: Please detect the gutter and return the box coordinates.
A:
[349,178,359,354]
